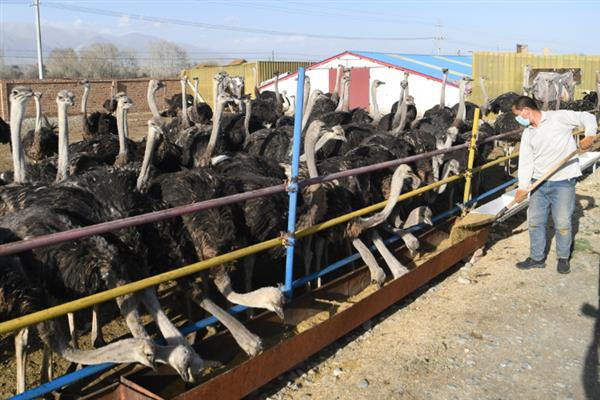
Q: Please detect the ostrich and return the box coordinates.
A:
[188,77,213,124]
[303,120,421,285]
[140,150,284,356]
[479,76,491,116]
[68,92,140,170]
[369,79,385,124]
[79,80,117,139]
[4,90,205,383]
[22,92,58,161]
[0,227,158,394]
[335,67,351,112]
[7,86,32,184]
[378,74,416,131]
[0,116,10,145]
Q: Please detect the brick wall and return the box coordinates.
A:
[0,77,181,120]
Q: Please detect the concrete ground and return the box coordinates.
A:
[249,171,600,400]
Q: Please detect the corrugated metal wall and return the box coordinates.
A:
[182,60,313,107]
[471,52,600,106]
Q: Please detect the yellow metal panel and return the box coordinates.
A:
[181,60,313,108]
[472,51,600,108]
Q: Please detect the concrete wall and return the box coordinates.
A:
[261,53,460,116]
[0,78,180,120]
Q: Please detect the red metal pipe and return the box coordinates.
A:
[0,128,522,257]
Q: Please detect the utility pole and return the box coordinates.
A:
[434,20,444,55]
[33,0,44,79]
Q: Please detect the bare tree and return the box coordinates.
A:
[46,48,80,78]
[79,42,138,78]
[145,39,190,77]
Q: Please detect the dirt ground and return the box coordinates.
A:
[248,171,600,400]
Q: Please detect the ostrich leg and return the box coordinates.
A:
[40,345,53,384]
[351,238,386,287]
[370,231,409,279]
[187,283,263,356]
[67,313,78,348]
[15,327,29,394]
[302,235,314,289]
[313,236,326,287]
[244,254,256,318]
[91,304,105,348]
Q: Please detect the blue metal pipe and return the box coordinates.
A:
[284,67,306,296]
[12,178,516,400]
[292,178,517,288]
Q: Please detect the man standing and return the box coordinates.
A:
[512,96,597,274]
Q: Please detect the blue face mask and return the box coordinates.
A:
[515,115,530,127]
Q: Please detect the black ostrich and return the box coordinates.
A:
[2,90,204,383]
[188,77,213,124]
[22,92,58,161]
[301,121,422,286]
[488,91,520,115]
[0,227,157,395]
[69,93,142,170]
[79,80,117,139]
[0,116,10,145]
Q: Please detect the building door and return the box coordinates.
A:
[348,67,370,110]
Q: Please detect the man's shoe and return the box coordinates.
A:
[516,257,546,270]
[557,258,570,274]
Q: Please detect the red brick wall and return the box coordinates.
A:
[0,78,181,120]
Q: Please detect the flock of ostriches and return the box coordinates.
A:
[0,67,598,394]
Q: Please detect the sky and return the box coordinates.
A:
[1,0,599,64]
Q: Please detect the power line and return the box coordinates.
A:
[41,2,440,41]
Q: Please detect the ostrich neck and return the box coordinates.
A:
[116,104,128,159]
[180,80,190,127]
[392,101,408,135]
[136,129,158,192]
[370,83,380,122]
[302,79,311,116]
[243,100,252,137]
[357,168,411,230]
[341,79,350,112]
[274,74,282,111]
[440,73,448,106]
[81,86,89,115]
[304,124,320,179]
[333,67,341,97]
[56,102,70,182]
[9,100,28,184]
[301,92,317,131]
[392,85,407,129]
[34,96,42,133]
[193,80,199,108]
[285,96,295,117]
[202,100,224,161]
[61,338,150,365]
[480,79,489,104]
[456,88,466,122]
[147,85,161,120]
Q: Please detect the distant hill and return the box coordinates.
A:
[0,22,228,65]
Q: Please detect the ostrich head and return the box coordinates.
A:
[116,92,133,110]
[9,85,34,106]
[56,89,75,108]
[163,344,204,383]
[229,76,245,98]
[149,79,165,92]
[373,80,385,87]
[78,79,90,88]
[129,339,157,369]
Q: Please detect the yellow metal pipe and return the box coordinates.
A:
[0,170,467,334]
[462,108,481,210]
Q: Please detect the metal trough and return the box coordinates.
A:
[82,221,488,400]
[469,151,600,222]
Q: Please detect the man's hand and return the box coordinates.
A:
[514,189,528,204]
[580,135,596,151]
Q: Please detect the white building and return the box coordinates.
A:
[259,50,472,116]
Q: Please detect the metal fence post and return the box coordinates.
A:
[284,67,306,297]
[462,107,480,213]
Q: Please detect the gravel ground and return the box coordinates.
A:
[248,171,600,400]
